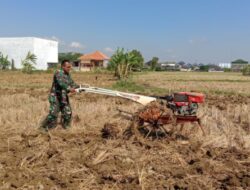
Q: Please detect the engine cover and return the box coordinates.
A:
[174,92,205,103]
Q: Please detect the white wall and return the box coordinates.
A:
[103,60,109,68]
[0,38,34,69]
[218,63,231,69]
[33,38,58,70]
[0,37,58,70]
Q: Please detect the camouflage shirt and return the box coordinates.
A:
[50,69,79,96]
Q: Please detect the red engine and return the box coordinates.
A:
[167,92,205,116]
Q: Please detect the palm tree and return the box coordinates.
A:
[21,51,37,74]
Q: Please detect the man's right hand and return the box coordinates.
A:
[70,88,76,93]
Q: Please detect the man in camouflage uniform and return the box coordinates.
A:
[40,60,79,131]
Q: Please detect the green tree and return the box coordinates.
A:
[21,51,37,74]
[177,61,186,67]
[242,65,250,76]
[109,48,140,79]
[231,59,248,64]
[0,52,11,70]
[58,52,82,63]
[150,57,159,71]
[130,49,144,71]
[199,65,209,72]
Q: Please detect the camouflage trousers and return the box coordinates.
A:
[41,93,72,129]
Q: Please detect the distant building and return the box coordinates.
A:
[78,51,109,71]
[180,68,192,72]
[0,37,58,70]
[206,64,223,72]
[160,61,179,71]
[231,59,249,72]
[218,62,231,69]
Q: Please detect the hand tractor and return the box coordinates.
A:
[76,85,206,137]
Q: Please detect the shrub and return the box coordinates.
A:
[0,52,11,70]
[22,51,37,74]
[242,65,250,76]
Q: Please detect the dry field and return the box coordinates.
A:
[0,71,249,190]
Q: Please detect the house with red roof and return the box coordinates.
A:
[78,51,110,71]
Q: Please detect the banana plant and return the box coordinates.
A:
[0,52,11,70]
[110,48,141,79]
[21,51,37,74]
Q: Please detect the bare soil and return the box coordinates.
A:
[0,72,249,189]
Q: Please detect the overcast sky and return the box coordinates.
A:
[0,0,250,63]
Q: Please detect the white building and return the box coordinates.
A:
[160,61,178,70]
[218,62,231,69]
[0,37,58,70]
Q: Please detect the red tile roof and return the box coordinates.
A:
[79,51,109,61]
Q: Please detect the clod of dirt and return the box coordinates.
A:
[242,122,250,134]
[217,103,227,110]
[101,123,120,139]
[122,126,133,140]
[47,147,59,159]
[101,174,138,184]
[73,114,81,123]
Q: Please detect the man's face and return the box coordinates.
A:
[62,62,72,74]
